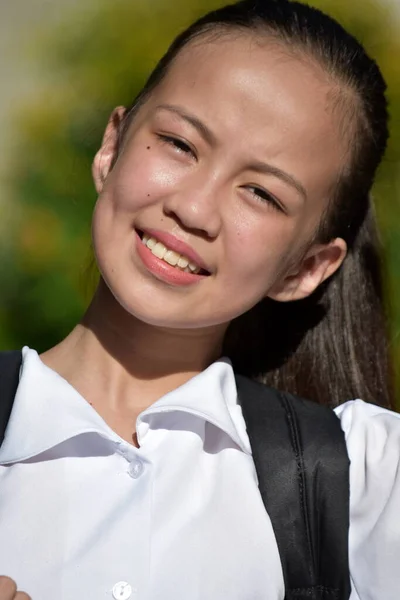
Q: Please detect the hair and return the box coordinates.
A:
[116,0,393,408]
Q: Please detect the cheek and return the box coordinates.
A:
[107,146,183,213]
[92,144,185,273]
[225,215,299,289]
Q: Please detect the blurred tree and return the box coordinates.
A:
[1,0,400,395]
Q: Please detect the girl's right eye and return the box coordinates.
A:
[157,134,197,160]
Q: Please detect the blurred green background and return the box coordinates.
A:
[1,0,400,393]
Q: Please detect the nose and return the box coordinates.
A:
[162,177,223,239]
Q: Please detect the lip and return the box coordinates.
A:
[135,231,209,286]
[140,228,212,273]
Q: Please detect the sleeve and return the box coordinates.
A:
[334,399,400,600]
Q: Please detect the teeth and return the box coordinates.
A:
[177,256,189,269]
[152,242,167,259]
[164,250,180,266]
[141,233,204,274]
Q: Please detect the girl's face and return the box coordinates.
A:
[92,35,347,330]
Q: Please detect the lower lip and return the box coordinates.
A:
[135,231,208,286]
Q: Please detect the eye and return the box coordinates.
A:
[157,134,197,160]
[245,186,285,213]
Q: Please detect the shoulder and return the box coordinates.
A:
[334,399,400,471]
[335,400,400,599]
[236,374,345,433]
[236,375,348,468]
[334,399,400,515]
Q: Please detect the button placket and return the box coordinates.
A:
[114,441,147,479]
[112,581,135,600]
[128,459,144,479]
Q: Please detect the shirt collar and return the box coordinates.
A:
[136,359,251,453]
[0,347,251,464]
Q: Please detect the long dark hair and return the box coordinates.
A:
[118,0,393,408]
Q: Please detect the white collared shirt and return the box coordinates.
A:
[0,347,399,600]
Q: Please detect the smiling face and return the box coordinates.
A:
[91,34,348,330]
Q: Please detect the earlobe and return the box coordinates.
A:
[268,238,347,302]
[92,106,127,194]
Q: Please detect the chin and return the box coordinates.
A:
[96,260,254,331]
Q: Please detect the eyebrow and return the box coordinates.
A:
[247,160,308,203]
[155,103,307,202]
[155,103,217,146]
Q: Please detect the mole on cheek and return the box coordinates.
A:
[146,146,151,150]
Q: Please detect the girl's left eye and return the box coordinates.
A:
[245,186,285,213]
[157,134,197,159]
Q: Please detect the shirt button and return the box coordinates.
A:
[112,581,133,600]
[128,459,144,479]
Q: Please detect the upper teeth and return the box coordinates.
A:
[141,234,202,274]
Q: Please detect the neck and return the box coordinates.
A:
[41,281,227,411]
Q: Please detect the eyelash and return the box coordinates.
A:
[246,186,284,212]
[157,134,197,159]
[157,134,284,213]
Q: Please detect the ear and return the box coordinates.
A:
[268,238,347,302]
[92,106,127,194]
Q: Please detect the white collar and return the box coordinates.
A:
[0,347,251,463]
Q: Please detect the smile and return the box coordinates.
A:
[140,233,208,275]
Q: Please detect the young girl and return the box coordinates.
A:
[0,0,398,598]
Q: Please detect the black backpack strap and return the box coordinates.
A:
[0,350,23,445]
[236,375,351,600]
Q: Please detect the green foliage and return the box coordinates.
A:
[1,0,400,397]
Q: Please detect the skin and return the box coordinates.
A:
[0,577,30,600]
[41,35,348,445]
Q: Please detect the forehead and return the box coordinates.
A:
[149,34,347,194]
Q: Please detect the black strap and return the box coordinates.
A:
[236,375,351,600]
[0,350,22,445]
